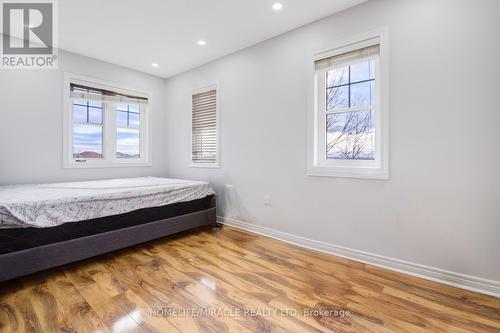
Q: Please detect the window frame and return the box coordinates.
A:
[63,73,152,168]
[307,29,389,179]
[189,83,220,169]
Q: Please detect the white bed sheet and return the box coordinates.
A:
[0,177,215,229]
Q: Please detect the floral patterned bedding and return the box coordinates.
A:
[0,177,215,229]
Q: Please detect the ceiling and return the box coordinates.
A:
[59,0,367,78]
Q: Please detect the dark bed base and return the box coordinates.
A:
[0,195,216,282]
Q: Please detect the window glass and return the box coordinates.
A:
[72,98,103,158]
[350,81,375,107]
[116,128,140,158]
[350,60,375,83]
[72,124,103,158]
[117,103,128,111]
[326,111,375,160]
[72,104,87,123]
[327,86,349,110]
[88,107,103,124]
[324,57,377,160]
[116,111,128,127]
[116,103,140,158]
[129,112,140,128]
[326,66,349,87]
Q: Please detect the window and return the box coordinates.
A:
[191,85,219,167]
[308,34,388,179]
[63,74,150,168]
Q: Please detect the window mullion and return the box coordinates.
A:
[325,106,376,115]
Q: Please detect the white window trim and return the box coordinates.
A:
[63,73,152,169]
[307,28,390,180]
[189,82,221,169]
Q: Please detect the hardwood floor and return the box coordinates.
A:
[1,226,499,333]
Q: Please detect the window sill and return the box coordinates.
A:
[307,165,389,180]
[189,163,220,169]
[63,161,152,169]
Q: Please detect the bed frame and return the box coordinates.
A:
[0,195,216,282]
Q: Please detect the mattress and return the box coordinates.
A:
[0,177,215,229]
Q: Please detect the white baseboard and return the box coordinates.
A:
[218,216,500,299]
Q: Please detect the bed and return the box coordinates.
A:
[0,177,217,282]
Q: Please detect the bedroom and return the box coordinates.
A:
[0,0,499,332]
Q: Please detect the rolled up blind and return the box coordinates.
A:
[192,89,217,163]
[315,44,379,71]
[70,83,148,105]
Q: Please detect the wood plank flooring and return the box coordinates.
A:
[1,226,499,332]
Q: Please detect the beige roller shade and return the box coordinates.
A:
[315,44,379,71]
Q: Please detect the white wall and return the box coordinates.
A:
[164,0,500,281]
[0,50,168,184]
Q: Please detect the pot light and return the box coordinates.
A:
[151,63,159,68]
[272,2,283,11]
[197,40,207,46]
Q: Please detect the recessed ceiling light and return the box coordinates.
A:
[197,40,207,46]
[272,2,283,11]
[151,63,159,68]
